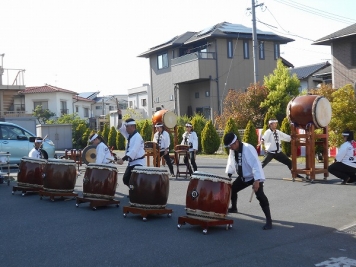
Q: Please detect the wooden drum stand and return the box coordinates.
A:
[290,123,329,183]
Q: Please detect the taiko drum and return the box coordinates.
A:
[17,157,47,188]
[129,166,169,209]
[42,159,77,193]
[186,171,232,220]
[286,95,332,129]
[152,109,177,129]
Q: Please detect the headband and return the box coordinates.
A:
[185,123,192,127]
[224,134,237,147]
[125,121,136,126]
[89,133,98,142]
[155,123,163,128]
[268,120,278,124]
[35,139,43,143]
[342,133,350,136]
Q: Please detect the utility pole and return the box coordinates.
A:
[249,0,264,84]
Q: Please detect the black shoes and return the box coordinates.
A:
[228,207,238,213]
[296,174,304,179]
[341,177,350,185]
[263,220,273,230]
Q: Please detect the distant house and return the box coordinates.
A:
[289,61,331,91]
[139,21,294,119]
[313,23,356,89]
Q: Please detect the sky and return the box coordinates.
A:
[1,0,355,96]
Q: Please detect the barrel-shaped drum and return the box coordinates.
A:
[17,157,47,188]
[152,109,177,129]
[144,141,159,152]
[43,159,77,193]
[83,163,118,200]
[287,95,332,129]
[186,171,232,220]
[175,145,189,151]
[129,166,169,209]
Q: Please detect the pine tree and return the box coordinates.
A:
[201,120,220,154]
[191,113,207,152]
[280,117,291,156]
[140,120,152,142]
[243,120,258,149]
[116,131,126,150]
[108,126,117,149]
[223,118,240,154]
[102,123,109,143]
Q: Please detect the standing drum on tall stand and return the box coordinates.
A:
[12,157,47,196]
[286,95,332,182]
[76,163,120,210]
[177,171,233,234]
[39,159,78,201]
[123,166,172,221]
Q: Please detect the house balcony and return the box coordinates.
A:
[171,52,216,84]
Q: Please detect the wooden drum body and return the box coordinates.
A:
[17,157,47,188]
[287,95,332,129]
[175,145,189,151]
[186,171,231,220]
[152,109,177,129]
[129,166,169,209]
[144,141,159,152]
[43,159,77,193]
[83,163,118,200]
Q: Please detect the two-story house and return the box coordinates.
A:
[313,23,356,89]
[127,84,151,118]
[138,21,294,120]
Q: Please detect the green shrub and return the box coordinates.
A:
[243,120,258,148]
[280,117,291,156]
[108,126,117,149]
[201,120,220,154]
[223,118,240,154]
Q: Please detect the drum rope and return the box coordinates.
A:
[129,202,166,209]
[186,208,227,220]
[43,188,75,193]
[17,182,43,188]
[83,192,114,200]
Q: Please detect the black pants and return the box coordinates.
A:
[231,177,269,209]
[261,151,292,169]
[184,151,197,172]
[328,162,356,183]
[122,164,142,187]
[159,151,174,175]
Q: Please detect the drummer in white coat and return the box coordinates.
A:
[116,109,145,188]
[181,122,198,174]
[28,137,44,159]
[89,133,114,164]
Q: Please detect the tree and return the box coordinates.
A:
[280,117,291,156]
[102,123,110,143]
[116,131,126,150]
[108,126,117,149]
[32,105,56,124]
[201,120,220,154]
[261,59,300,123]
[242,120,258,149]
[140,120,152,142]
[191,113,207,152]
[223,118,240,154]
[74,123,88,149]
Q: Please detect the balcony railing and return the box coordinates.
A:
[171,52,216,66]
[61,109,68,115]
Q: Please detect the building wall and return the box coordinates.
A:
[73,100,93,119]
[332,37,356,89]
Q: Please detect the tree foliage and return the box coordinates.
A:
[280,117,291,156]
[108,126,117,149]
[261,59,300,122]
[242,120,258,149]
[140,120,152,142]
[191,113,207,152]
[32,105,56,124]
[201,120,220,154]
[223,118,240,154]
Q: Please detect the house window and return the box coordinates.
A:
[109,106,115,111]
[259,41,265,60]
[96,106,102,110]
[274,43,280,60]
[34,101,48,110]
[84,108,89,117]
[351,42,356,66]
[205,91,210,97]
[129,101,133,108]
[155,97,160,103]
[157,52,168,69]
[141,99,147,106]
[227,40,233,58]
[243,40,249,59]
[75,106,79,113]
[195,92,199,98]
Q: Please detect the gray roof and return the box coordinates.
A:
[138,21,294,58]
[313,22,356,45]
[289,62,331,79]
[78,91,100,100]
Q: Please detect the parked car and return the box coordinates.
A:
[0,122,55,164]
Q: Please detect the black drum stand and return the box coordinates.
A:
[39,190,78,202]
[123,205,172,221]
[75,196,120,211]
[177,216,233,235]
[12,184,42,196]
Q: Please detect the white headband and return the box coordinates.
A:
[269,120,278,124]
[125,121,136,126]
[185,123,192,127]
[89,133,98,142]
[35,139,43,143]
[155,124,163,128]
[225,134,237,147]
[342,133,349,136]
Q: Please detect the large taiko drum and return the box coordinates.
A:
[186,171,232,220]
[175,145,189,151]
[129,166,169,209]
[42,159,77,193]
[83,163,118,200]
[152,109,177,129]
[17,157,47,188]
[144,141,159,152]
[287,95,332,129]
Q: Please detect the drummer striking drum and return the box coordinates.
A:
[88,133,114,164]
[181,123,198,174]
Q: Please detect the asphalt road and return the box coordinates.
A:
[1,154,356,267]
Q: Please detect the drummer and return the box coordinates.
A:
[116,109,145,188]
[258,118,304,179]
[88,133,114,164]
[153,122,175,177]
[28,137,44,159]
[181,122,198,174]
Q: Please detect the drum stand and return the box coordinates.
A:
[175,150,192,179]
[177,216,233,235]
[39,190,78,202]
[287,123,329,183]
[123,205,172,221]
[12,185,42,196]
[75,196,120,211]
[144,143,161,167]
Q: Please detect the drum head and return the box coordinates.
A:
[314,97,332,128]
[163,111,177,128]
[82,145,96,165]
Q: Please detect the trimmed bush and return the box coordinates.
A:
[201,120,220,154]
